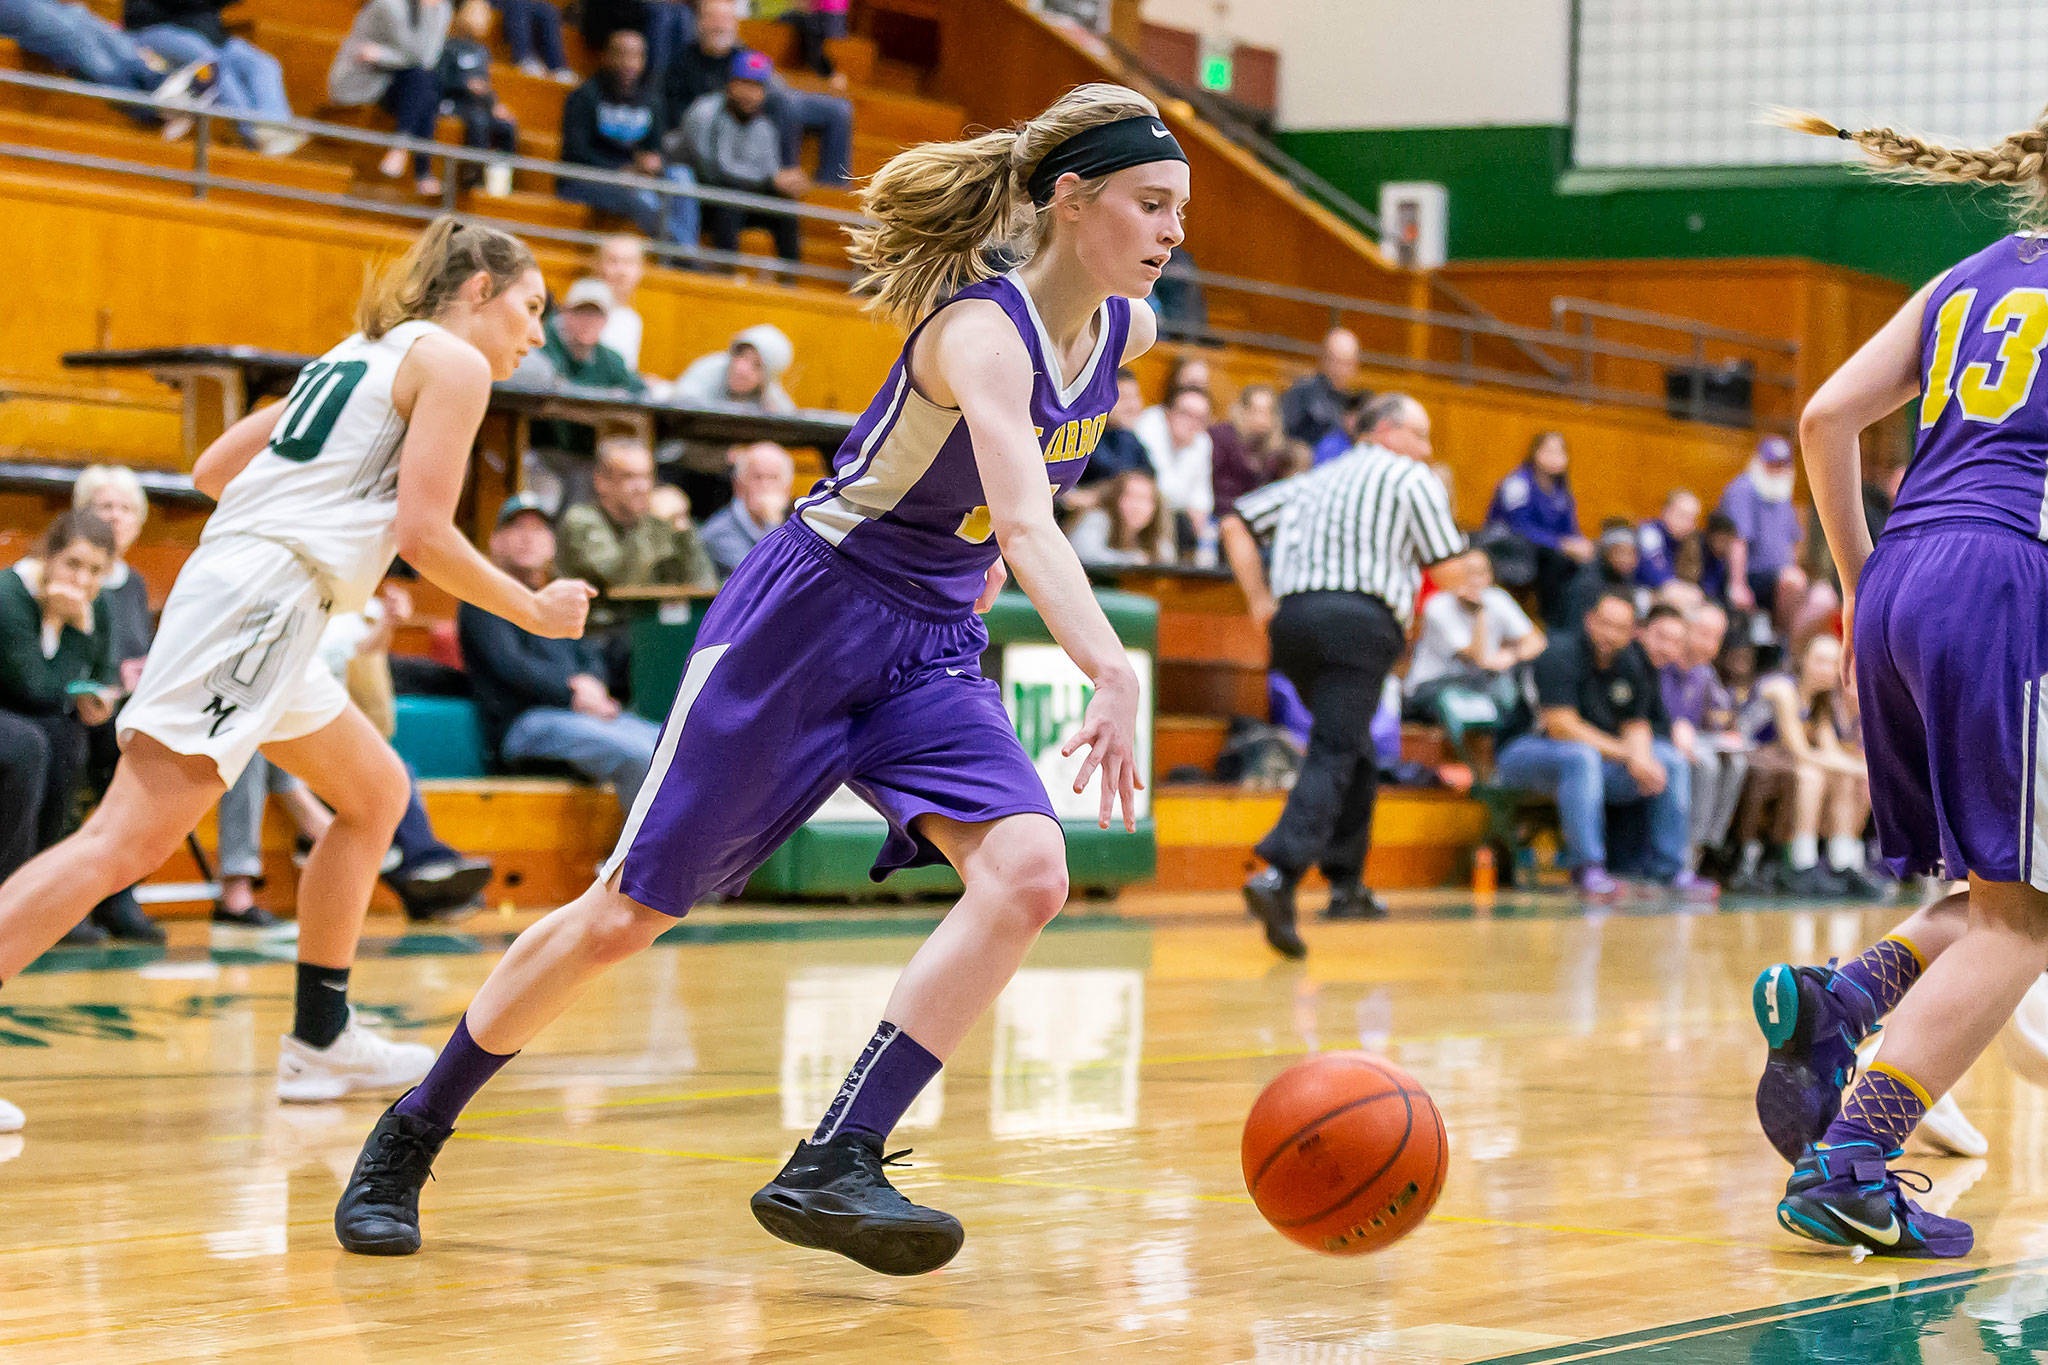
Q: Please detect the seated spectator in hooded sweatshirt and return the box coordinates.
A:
[668,0,852,188]
[672,50,808,263]
[556,28,698,246]
[674,324,796,413]
[1635,488,1701,590]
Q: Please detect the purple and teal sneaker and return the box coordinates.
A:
[1776,1141,1972,1258]
[1752,962,1879,1162]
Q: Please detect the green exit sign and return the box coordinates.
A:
[1198,50,1233,93]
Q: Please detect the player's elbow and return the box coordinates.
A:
[1798,389,1854,448]
[392,517,440,565]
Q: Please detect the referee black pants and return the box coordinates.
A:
[1255,591,1406,886]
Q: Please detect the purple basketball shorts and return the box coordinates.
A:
[599,520,1059,916]
[1855,520,2048,889]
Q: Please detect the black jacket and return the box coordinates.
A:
[123,0,234,46]
[457,599,603,756]
[560,73,669,170]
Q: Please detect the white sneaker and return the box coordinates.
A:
[1916,1091,1989,1158]
[0,1097,21,1133]
[276,1010,434,1103]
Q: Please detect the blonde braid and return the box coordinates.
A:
[1777,107,2048,229]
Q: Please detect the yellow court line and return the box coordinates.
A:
[464,1083,781,1120]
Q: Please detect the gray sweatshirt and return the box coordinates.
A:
[327,0,452,105]
[674,92,783,192]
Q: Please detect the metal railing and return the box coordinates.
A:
[0,67,1802,424]
[0,66,865,284]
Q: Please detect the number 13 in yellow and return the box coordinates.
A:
[1922,286,2048,429]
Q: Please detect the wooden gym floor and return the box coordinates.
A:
[3,891,2047,1363]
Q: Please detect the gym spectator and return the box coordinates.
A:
[460,494,661,812]
[1492,589,1702,901]
[700,441,794,577]
[1280,326,1363,447]
[1635,488,1700,589]
[1562,520,1641,625]
[1718,433,1808,632]
[780,0,850,77]
[0,512,162,943]
[0,0,210,129]
[580,0,692,79]
[70,466,150,701]
[526,280,645,509]
[1209,382,1295,508]
[674,323,796,411]
[1645,602,1747,878]
[593,234,648,370]
[1067,471,1172,568]
[557,436,717,624]
[1311,388,1370,466]
[1485,431,1592,626]
[1403,548,1543,722]
[1736,633,1878,898]
[123,0,303,154]
[1147,353,1211,413]
[558,28,699,248]
[1133,385,1214,554]
[436,0,516,183]
[329,0,453,196]
[1070,368,1151,500]
[491,0,572,81]
[674,50,809,263]
[1699,511,1739,605]
[670,0,853,189]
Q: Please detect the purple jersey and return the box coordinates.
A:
[1891,234,2048,540]
[798,272,1130,612]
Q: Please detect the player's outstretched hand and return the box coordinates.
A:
[530,578,598,638]
[1063,669,1144,833]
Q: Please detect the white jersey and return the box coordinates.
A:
[201,319,444,612]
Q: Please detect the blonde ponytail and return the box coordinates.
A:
[356,215,537,339]
[1778,106,2048,230]
[848,83,1162,330]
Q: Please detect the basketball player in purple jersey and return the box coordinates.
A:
[336,84,1189,1274]
[1744,106,2048,1257]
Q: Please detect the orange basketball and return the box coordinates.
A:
[1241,1052,1448,1255]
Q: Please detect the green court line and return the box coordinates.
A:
[1469,1257,2048,1364]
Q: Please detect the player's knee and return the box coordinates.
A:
[1009,854,1070,931]
[577,892,669,965]
[331,750,410,831]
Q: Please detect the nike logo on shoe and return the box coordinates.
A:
[1835,1208,1903,1246]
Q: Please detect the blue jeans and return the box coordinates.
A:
[639,1,694,80]
[378,65,442,177]
[770,85,852,186]
[134,27,291,146]
[0,0,158,89]
[1494,735,1692,881]
[557,163,699,245]
[492,0,567,69]
[501,707,661,812]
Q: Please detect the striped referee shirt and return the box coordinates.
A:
[1232,443,1465,626]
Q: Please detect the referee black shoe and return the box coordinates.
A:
[1322,884,1388,921]
[1244,868,1307,958]
[335,1096,450,1256]
[751,1134,964,1275]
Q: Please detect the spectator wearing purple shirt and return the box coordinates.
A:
[1486,431,1594,625]
[1635,488,1701,589]
[1717,434,1808,633]
[1209,384,1297,509]
[1651,602,1748,873]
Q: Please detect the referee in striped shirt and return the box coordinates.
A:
[1221,393,1466,957]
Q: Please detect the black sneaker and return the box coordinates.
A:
[212,899,283,929]
[1322,884,1388,921]
[1244,868,1306,958]
[57,917,108,947]
[405,895,481,926]
[334,1097,452,1256]
[1785,864,1849,900]
[750,1134,964,1276]
[389,856,494,917]
[91,889,166,944]
[1832,864,1889,901]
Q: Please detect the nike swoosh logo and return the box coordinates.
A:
[946,668,970,677]
[1151,126,1171,138]
[1834,1208,1902,1246]
[322,981,349,992]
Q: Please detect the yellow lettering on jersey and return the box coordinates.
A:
[957,506,994,543]
[1042,421,1071,464]
[1081,413,1106,457]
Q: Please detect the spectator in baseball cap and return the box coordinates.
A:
[1717,433,1807,634]
[667,47,809,264]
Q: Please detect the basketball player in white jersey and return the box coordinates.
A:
[0,217,592,1130]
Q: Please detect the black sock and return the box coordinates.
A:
[294,963,351,1048]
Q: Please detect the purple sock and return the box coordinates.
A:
[1835,934,1925,1021]
[394,1015,516,1129]
[812,1021,942,1146]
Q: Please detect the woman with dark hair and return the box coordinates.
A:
[1486,431,1594,625]
[0,512,117,933]
[1068,470,1170,567]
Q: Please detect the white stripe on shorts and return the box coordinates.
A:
[2030,675,2048,890]
[600,643,732,887]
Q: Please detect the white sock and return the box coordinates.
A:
[1789,834,1819,871]
[1828,835,1863,871]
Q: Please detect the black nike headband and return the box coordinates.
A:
[1025,116,1187,208]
